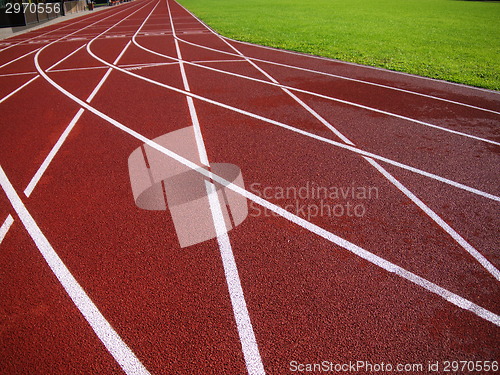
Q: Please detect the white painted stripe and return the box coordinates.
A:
[193,59,248,64]
[86,43,500,202]
[0,76,39,104]
[120,61,179,69]
[0,166,150,374]
[0,215,14,245]
[34,49,500,326]
[24,108,84,197]
[166,2,209,166]
[50,66,109,73]
[87,68,112,103]
[132,36,500,146]
[113,40,133,65]
[0,71,38,78]
[205,181,265,375]
[186,96,210,165]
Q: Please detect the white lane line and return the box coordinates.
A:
[28,58,500,327]
[0,71,37,77]
[216,34,500,279]
[193,59,248,64]
[132,35,500,147]
[24,108,84,197]
[0,214,14,245]
[86,41,500,202]
[176,1,500,108]
[205,181,266,375]
[0,75,39,104]
[0,166,150,375]
[120,61,180,70]
[50,65,109,73]
[166,1,265,373]
[87,68,113,103]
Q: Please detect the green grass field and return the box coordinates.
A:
[177,0,500,91]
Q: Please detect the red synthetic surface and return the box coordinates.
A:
[0,1,499,374]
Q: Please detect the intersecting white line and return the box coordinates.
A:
[0,215,14,246]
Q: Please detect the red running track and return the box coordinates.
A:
[0,1,499,374]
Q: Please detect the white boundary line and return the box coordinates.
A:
[0,166,150,375]
[0,214,14,246]
[0,47,42,70]
[47,44,87,71]
[0,75,39,104]
[31,53,500,327]
[166,1,265,372]
[87,38,500,203]
[0,71,37,77]
[24,108,84,197]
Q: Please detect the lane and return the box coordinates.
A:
[0,206,125,375]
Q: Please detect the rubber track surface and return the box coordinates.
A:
[0,1,499,374]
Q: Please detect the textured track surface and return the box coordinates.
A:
[0,1,499,374]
